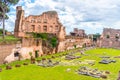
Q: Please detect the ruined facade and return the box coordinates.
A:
[70,28,86,38]
[98,28,120,48]
[14,6,66,38]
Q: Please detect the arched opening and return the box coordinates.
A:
[43,26,47,32]
[35,50,39,58]
[14,52,20,57]
[31,25,35,31]
[36,39,39,46]
[50,26,53,32]
[55,26,59,32]
[14,52,21,61]
[38,25,41,32]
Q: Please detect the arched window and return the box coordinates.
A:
[55,26,59,31]
[38,25,41,32]
[43,19,47,23]
[31,18,35,23]
[14,52,19,57]
[37,19,41,23]
[43,26,47,32]
[115,34,119,41]
[31,25,35,32]
[115,34,119,39]
[50,26,53,32]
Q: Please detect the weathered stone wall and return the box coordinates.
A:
[0,44,16,64]
[65,38,91,50]
[98,28,120,48]
[70,28,86,38]
[22,38,43,55]
[14,6,66,38]
[4,38,43,63]
[56,38,92,52]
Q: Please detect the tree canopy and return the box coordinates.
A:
[0,28,7,34]
[0,0,19,39]
[0,0,19,19]
[93,33,101,41]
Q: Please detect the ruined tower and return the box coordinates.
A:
[14,6,25,37]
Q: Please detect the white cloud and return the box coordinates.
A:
[1,0,120,34]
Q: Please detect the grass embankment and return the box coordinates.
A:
[0,35,20,44]
[0,48,120,80]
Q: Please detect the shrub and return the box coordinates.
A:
[6,65,12,70]
[35,50,39,58]
[51,37,57,47]
[0,68,2,72]
[100,75,107,79]
[74,44,77,49]
[23,62,28,65]
[29,52,32,57]
[15,64,21,67]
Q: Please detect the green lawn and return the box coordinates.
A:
[0,35,20,43]
[0,48,120,80]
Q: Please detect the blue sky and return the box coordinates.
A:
[1,0,120,34]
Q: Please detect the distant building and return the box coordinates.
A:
[98,28,120,48]
[70,28,86,38]
[14,6,66,38]
[5,31,12,35]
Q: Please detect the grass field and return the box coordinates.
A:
[0,48,120,80]
[0,35,20,43]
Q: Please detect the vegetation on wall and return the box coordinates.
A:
[50,37,57,47]
[32,33,48,40]
[31,32,58,48]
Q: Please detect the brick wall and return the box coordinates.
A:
[99,28,120,48]
[0,44,16,64]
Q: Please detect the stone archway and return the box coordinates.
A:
[35,50,39,58]
[14,52,20,60]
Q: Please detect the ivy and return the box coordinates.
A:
[30,32,58,48]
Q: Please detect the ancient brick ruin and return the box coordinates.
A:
[70,28,86,38]
[1,6,92,64]
[98,28,120,48]
[14,6,66,38]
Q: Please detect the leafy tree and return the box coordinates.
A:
[29,52,32,57]
[51,37,57,47]
[93,33,101,41]
[0,0,19,40]
[0,28,7,35]
[0,29,3,34]
[74,44,77,49]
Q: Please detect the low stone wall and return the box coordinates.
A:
[98,39,120,48]
[0,44,16,64]
[57,38,92,52]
